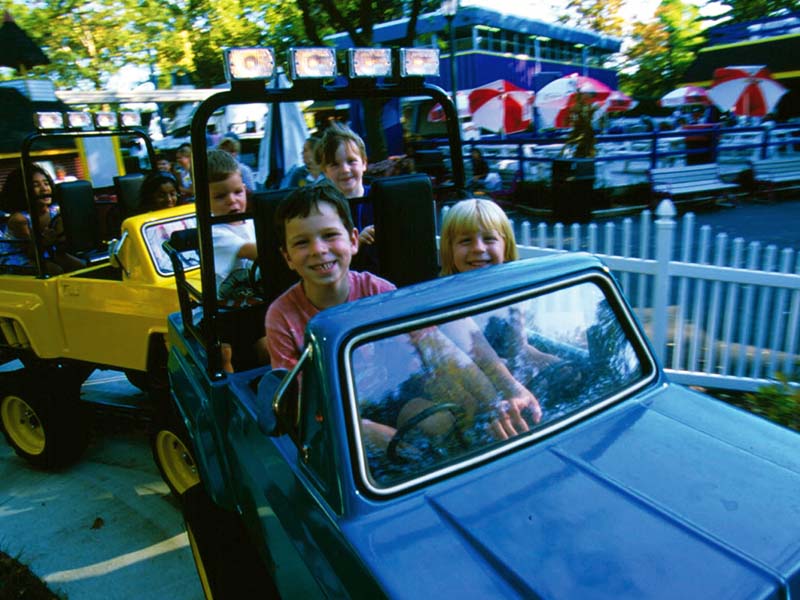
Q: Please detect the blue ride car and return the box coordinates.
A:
[162,47,800,599]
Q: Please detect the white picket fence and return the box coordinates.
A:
[441,200,800,392]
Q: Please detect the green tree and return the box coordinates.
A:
[618,0,705,102]
[559,0,627,38]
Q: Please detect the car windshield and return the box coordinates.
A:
[349,278,653,493]
[143,215,200,276]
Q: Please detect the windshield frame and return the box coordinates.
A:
[342,271,659,497]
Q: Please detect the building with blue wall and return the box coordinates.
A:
[326,6,622,93]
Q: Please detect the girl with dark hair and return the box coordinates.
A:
[0,164,83,273]
[137,170,180,214]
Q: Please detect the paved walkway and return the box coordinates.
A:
[0,367,203,600]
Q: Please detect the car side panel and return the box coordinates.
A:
[58,277,176,371]
[0,278,68,358]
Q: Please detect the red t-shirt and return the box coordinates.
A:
[265,270,395,370]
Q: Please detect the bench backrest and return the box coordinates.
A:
[56,179,99,253]
[751,158,800,174]
[650,164,720,184]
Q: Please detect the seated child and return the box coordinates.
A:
[281,135,323,188]
[316,122,375,246]
[264,181,396,446]
[438,198,562,435]
[208,149,259,372]
[208,149,258,304]
[0,164,84,274]
[265,181,394,369]
[137,170,179,214]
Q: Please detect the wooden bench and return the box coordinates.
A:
[750,157,800,200]
[649,164,739,207]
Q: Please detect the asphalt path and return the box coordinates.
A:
[0,366,203,600]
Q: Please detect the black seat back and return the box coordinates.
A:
[114,173,146,220]
[370,173,439,287]
[56,179,101,255]
[252,189,300,305]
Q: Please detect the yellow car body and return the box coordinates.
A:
[0,203,201,373]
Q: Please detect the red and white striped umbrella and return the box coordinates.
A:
[659,86,710,108]
[534,73,612,128]
[602,90,638,113]
[467,79,535,134]
[708,65,787,117]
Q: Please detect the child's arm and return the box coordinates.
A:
[237,242,258,261]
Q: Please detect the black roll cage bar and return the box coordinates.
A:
[19,128,156,278]
[184,76,465,378]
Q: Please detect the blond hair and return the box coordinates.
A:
[207,149,240,183]
[439,198,518,275]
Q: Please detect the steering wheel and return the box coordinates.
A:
[387,402,466,464]
[529,359,586,406]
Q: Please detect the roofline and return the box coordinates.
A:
[325,6,621,53]
[55,88,225,105]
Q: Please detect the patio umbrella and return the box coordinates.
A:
[467,79,535,134]
[602,90,638,114]
[534,73,611,128]
[426,91,470,123]
[0,11,50,75]
[257,70,309,188]
[708,65,787,117]
[659,86,710,108]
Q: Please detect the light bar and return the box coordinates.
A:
[94,111,118,129]
[119,111,142,127]
[224,47,275,82]
[34,112,64,130]
[348,48,392,78]
[399,48,440,77]
[289,47,336,79]
[66,111,93,129]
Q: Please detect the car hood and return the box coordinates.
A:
[342,387,800,599]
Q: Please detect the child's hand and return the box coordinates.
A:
[359,225,376,245]
[488,391,542,440]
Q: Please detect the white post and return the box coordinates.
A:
[652,199,677,362]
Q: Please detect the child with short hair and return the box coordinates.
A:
[208,149,258,303]
[265,181,394,370]
[316,122,375,245]
[173,143,194,201]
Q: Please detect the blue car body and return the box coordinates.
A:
[168,253,800,598]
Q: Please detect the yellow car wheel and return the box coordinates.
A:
[1,392,45,457]
[154,428,200,496]
[0,368,90,468]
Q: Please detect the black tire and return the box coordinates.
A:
[125,334,169,394]
[182,484,280,599]
[151,398,200,497]
[0,367,91,469]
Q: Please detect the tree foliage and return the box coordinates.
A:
[618,0,705,102]
[4,0,439,90]
[558,0,627,38]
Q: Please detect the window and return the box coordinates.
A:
[347,278,653,494]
